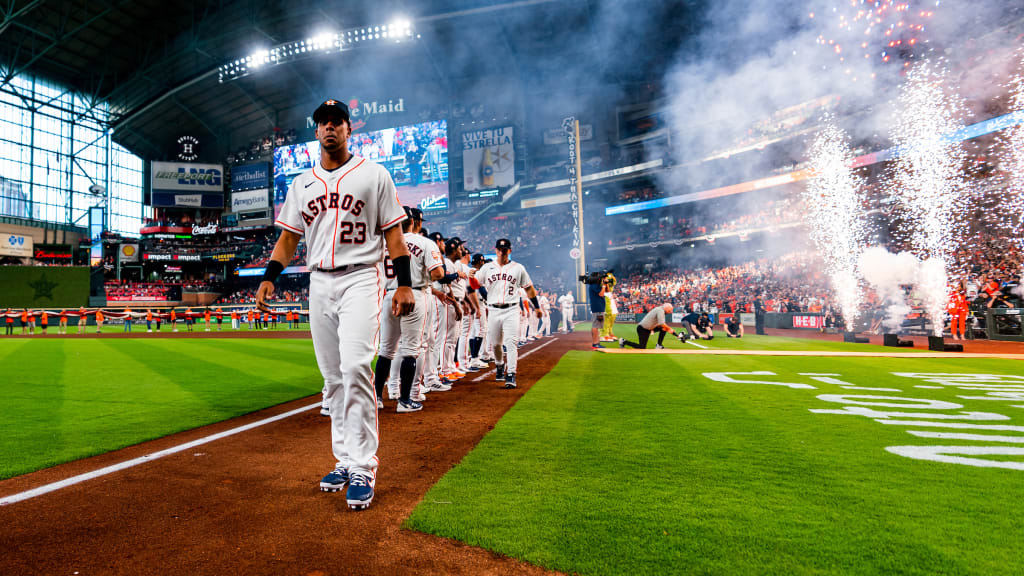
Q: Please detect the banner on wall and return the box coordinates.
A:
[1,233,33,257]
[230,189,269,212]
[462,126,514,191]
[119,243,140,262]
[230,163,269,192]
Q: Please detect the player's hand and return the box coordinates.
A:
[393,286,415,316]
[457,270,468,279]
[535,309,543,318]
[256,281,275,313]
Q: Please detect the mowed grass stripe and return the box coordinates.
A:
[0,338,323,480]
[407,351,1024,575]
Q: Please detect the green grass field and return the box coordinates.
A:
[407,335,1024,575]
[0,337,322,480]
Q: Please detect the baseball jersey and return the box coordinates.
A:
[558,294,574,309]
[275,156,406,270]
[475,260,533,306]
[383,232,444,290]
[539,295,550,312]
[441,257,467,300]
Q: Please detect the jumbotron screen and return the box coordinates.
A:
[272,119,449,219]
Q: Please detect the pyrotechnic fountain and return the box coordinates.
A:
[803,118,868,332]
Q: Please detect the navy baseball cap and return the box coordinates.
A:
[428,231,444,243]
[495,238,512,250]
[471,253,486,265]
[409,207,423,220]
[313,99,350,124]
[445,238,462,252]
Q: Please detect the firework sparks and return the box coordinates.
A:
[998,50,1024,247]
[887,59,969,336]
[803,118,868,331]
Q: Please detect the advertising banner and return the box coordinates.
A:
[230,189,269,212]
[151,162,224,192]
[230,163,270,192]
[792,315,824,329]
[143,253,202,262]
[544,123,592,145]
[119,243,140,262]
[149,192,223,209]
[462,126,514,192]
[1,233,33,257]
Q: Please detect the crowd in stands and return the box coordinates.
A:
[244,237,307,269]
[216,286,309,304]
[104,281,179,301]
[451,212,571,255]
[610,198,802,246]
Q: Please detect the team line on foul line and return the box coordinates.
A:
[599,349,1024,360]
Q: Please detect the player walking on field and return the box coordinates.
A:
[257,99,414,511]
[475,238,543,388]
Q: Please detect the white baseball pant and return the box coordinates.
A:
[457,311,472,369]
[379,289,426,398]
[489,305,521,374]
[417,293,442,389]
[561,307,573,331]
[441,304,459,375]
[541,312,551,336]
[309,267,382,480]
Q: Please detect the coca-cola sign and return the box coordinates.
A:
[192,223,218,235]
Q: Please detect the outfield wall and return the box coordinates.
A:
[0,266,89,308]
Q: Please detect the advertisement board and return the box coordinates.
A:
[792,315,824,329]
[230,189,269,212]
[230,163,270,192]
[462,125,514,192]
[1,233,33,257]
[151,162,224,192]
[119,243,140,262]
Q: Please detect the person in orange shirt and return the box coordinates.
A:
[59,309,68,334]
[4,308,13,336]
[20,308,28,335]
[948,284,969,341]
[204,308,212,332]
[95,309,104,333]
[246,308,254,330]
[263,311,270,330]
[184,307,194,332]
[215,307,224,331]
[40,310,48,334]
[231,309,239,330]
[77,307,87,334]
[286,310,293,330]
[170,308,178,332]
[146,309,154,332]
[27,309,35,334]
[123,307,133,333]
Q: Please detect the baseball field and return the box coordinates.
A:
[1,328,1022,575]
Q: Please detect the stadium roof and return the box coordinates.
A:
[0,0,701,161]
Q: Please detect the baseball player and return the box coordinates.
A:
[257,98,414,511]
[475,238,542,388]
[439,238,467,381]
[374,206,444,412]
[558,291,574,332]
[420,231,453,393]
[455,246,480,371]
[539,292,552,337]
[467,253,491,369]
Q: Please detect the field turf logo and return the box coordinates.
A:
[703,371,1024,471]
[28,273,57,301]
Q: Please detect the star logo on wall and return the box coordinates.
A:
[490,147,512,172]
[28,273,56,301]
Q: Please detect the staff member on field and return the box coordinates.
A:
[619,303,681,349]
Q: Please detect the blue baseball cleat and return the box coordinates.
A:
[319,467,349,492]
[346,473,375,510]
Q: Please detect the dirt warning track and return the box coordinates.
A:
[0,334,585,576]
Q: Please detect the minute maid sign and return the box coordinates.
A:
[151,162,224,192]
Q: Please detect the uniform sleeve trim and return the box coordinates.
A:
[382,214,406,230]
[274,219,301,233]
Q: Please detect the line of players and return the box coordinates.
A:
[321,206,559,415]
[0,307,309,334]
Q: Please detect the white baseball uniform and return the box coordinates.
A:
[475,259,533,375]
[455,259,474,370]
[539,294,551,336]
[379,233,443,398]
[276,155,405,482]
[558,292,574,332]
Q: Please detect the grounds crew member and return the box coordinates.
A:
[619,303,683,349]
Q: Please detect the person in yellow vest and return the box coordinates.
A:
[204,308,212,332]
[59,309,68,334]
[40,310,48,334]
[77,307,87,334]
[95,309,104,333]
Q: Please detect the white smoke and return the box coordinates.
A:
[858,247,921,333]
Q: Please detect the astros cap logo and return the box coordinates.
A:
[325,100,337,106]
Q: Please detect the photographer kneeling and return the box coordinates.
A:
[723,314,744,338]
[680,311,714,340]
[619,303,682,349]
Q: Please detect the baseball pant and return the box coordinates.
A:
[518,310,528,342]
[561,307,573,332]
[441,304,459,375]
[379,289,427,399]
[528,311,539,339]
[540,312,551,336]
[309,267,382,480]
[418,293,442,389]
[489,305,521,374]
[457,312,472,370]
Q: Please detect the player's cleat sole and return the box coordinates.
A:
[319,468,349,492]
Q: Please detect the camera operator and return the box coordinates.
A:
[680,311,714,340]
[619,303,683,349]
[723,313,744,338]
[581,270,610,349]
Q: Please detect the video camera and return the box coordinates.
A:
[579,269,613,285]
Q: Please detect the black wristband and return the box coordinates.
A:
[392,255,412,287]
[262,260,285,284]
[439,272,459,284]
[530,296,540,309]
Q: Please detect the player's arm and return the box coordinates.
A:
[384,226,415,316]
[256,229,301,312]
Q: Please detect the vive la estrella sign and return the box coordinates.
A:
[462,126,514,192]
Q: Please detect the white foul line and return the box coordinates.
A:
[0,402,321,507]
[472,337,558,382]
[686,340,709,349]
